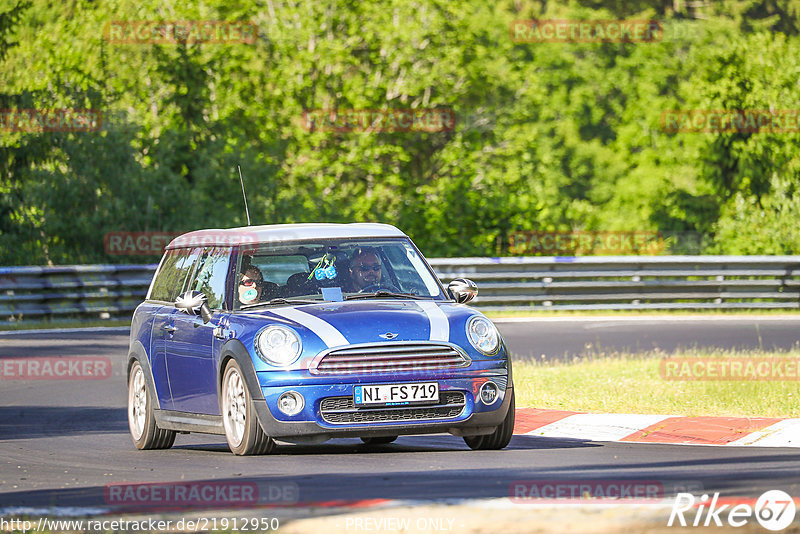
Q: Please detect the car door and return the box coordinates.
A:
[147,247,199,411]
[166,246,231,415]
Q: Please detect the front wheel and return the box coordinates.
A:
[221,360,275,455]
[464,390,515,451]
[128,360,175,450]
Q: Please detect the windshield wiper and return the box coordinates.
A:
[345,291,428,300]
[241,298,320,309]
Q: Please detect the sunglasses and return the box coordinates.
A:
[356,264,381,272]
[239,278,260,287]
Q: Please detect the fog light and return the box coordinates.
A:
[479,382,499,405]
[278,391,304,416]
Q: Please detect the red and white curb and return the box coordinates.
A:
[513,408,800,447]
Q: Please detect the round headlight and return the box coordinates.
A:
[256,325,302,366]
[466,316,500,355]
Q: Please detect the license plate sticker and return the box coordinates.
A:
[354,382,439,406]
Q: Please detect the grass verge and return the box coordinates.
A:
[513,348,800,418]
[0,318,131,331]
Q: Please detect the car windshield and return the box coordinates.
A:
[233,237,445,309]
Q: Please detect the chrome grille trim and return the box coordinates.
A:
[310,342,471,375]
[319,391,467,425]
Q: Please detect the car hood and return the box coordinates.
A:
[254,299,476,348]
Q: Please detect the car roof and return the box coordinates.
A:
[166,223,407,249]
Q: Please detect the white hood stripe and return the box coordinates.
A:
[418,301,450,342]
[269,308,349,348]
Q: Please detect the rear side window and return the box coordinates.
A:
[149,248,200,302]
[188,247,231,310]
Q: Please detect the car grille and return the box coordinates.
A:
[319,391,467,425]
[490,376,509,390]
[311,343,470,375]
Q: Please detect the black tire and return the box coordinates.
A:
[221,360,275,456]
[464,390,515,451]
[128,360,176,450]
[360,436,398,445]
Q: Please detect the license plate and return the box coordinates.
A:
[354,382,439,406]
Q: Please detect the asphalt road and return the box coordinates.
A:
[495,316,800,360]
[3,315,800,361]
[1,318,799,516]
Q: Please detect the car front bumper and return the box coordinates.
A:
[252,367,512,442]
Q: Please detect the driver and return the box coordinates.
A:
[349,247,383,291]
[238,265,264,305]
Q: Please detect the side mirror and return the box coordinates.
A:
[448,278,478,304]
[175,290,214,324]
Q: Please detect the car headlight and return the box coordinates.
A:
[256,325,302,366]
[466,316,500,355]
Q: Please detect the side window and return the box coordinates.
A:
[149,249,188,302]
[148,248,201,303]
[189,247,231,310]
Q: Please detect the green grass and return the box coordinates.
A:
[0,318,131,331]
[514,348,800,418]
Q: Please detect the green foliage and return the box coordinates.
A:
[2,0,800,264]
[712,175,800,254]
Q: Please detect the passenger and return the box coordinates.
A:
[238,265,264,305]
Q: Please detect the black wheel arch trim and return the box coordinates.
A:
[217,339,265,402]
[127,339,163,411]
[217,339,292,437]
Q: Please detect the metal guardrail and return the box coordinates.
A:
[0,264,157,321]
[429,256,800,310]
[1,256,800,323]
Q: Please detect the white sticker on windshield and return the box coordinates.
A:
[321,287,344,302]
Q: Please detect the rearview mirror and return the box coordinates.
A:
[175,290,214,324]
[448,278,478,304]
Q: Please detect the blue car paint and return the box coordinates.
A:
[166,312,222,414]
[132,298,509,430]
[141,304,174,410]
[217,300,508,427]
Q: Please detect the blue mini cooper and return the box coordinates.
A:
[127,223,514,455]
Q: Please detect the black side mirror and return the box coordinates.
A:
[448,278,478,304]
[175,290,214,324]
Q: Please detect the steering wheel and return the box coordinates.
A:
[358,283,399,294]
